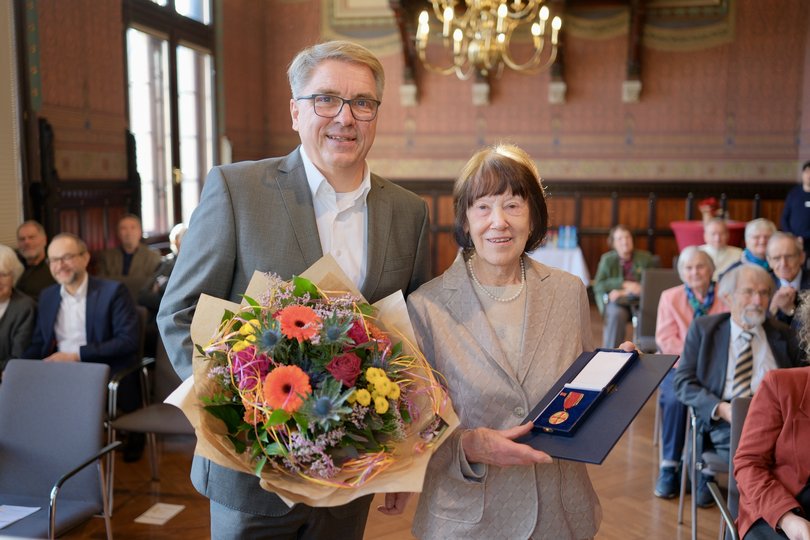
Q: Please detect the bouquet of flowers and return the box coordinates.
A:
[168,257,457,506]
[698,197,724,223]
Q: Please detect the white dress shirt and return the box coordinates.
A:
[779,269,803,289]
[301,146,370,289]
[0,298,9,321]
[54,273,88,357]
[723,318,776,399]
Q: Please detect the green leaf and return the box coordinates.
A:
[357,303,375,317]
[253,455,267,476]
[227,434,246,454]
[292,412,309,431]
[292,276,319,298]
[266,409,291,426]
[262,442,285,456]
[221,309,235,323]
[204,404,243,434]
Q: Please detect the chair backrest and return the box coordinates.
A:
[153,336,184,401]
[0,360,110,504]
[637,268,682,352]
[726,396,752,522]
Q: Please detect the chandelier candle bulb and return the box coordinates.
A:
[453,29,462,54]
[551,15,561,44]
[443,6,454,37]
[496,3,507,33]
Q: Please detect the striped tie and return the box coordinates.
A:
[732,331,754,398]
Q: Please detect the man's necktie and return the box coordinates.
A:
[732,331,754,398]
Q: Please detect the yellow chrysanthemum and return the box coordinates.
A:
[355,389,372,406]
[387,382,401,400]
[372,378,391,397]
[374,396,389,414]
[347,392,357,404]
[232,340,250,352]
[366,367,385,382]
[239,319,261,335]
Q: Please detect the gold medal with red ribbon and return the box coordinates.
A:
[548,390,585,425]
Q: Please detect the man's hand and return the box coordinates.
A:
[608,289,626,302]
[461,422,552,467]
[622,281,641,296]
[44,352,80,363]
[377,492,412,515]
[770,286,797,316]
[778,511,810,540]
[715,401,732,423]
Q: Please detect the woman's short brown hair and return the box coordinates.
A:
[453,144,548,252]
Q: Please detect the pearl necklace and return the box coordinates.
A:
[467,254,526,303]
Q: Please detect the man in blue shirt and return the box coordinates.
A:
[780,160,810,262]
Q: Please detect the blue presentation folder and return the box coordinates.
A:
[533,348,638,436]
[519,350,678,464]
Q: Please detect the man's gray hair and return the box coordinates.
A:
[677,246,715,283]
[766,231,802,257]
[717,264,775,300]
[287,41,385,100]
[744,218,776,241]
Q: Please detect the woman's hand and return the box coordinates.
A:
[377,492,412,515]
[461,422,552,467]
[778,511,810,540]
[617,341,637,353]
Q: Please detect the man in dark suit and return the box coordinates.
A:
[157,41,430,539]
[23,233,140,414]
[767,231,810,327]
[675,264,804,508]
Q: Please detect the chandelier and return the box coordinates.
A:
[416,0,562,80]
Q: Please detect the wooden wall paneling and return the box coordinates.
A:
[435,232,458,275]
[617,197,651,230]
[545,194,575,229]
[580,197,614,229]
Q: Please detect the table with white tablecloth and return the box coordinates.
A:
[527,246,591,286]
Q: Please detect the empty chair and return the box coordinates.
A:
[0,359,120,539]
[106,337,194,506]
[633,268,681,353]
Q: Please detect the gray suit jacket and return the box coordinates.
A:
[407,255,601,540]
[0,289,36,373]
[674,312,804,425]
[157,147,430,516]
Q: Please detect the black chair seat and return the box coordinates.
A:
[110,404,193,435]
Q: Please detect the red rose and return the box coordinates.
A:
[326,352,362,387]
[347,320,370,345]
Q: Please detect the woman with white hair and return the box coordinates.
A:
[0,244,36,376]
[652,246,728,500]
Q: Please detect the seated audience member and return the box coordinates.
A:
[15,220,56,301]
[593,224,656,348]
[675,264,804,508]
[733,292,810,540]
[767,232,810,328]
[722,218,778,280]
[23,233,143,459]
[96,214,161,301]
[0,245,36,377]
[780,160,810,262]
[700,217,743,280]
[653,247,728,499]
[138,222,187,356]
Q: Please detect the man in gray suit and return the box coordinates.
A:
[675,264,804,507]
[157,41,430,539]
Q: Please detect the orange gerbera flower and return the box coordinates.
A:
[278,305,321,343]
[262,365,312,413]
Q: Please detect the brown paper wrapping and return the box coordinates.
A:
[166,255,458,507]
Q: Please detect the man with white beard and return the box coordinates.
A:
[675,264,804,508]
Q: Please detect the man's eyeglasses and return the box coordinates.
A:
[295,94,381,121]
[46,252,85,266]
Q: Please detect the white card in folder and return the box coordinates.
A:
[565,351,633,391]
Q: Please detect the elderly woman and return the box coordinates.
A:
[407,144,601,539]
[592,224,656,348]
[652,247,728,499]
[0,244,36,376]
[733,291,810,539]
